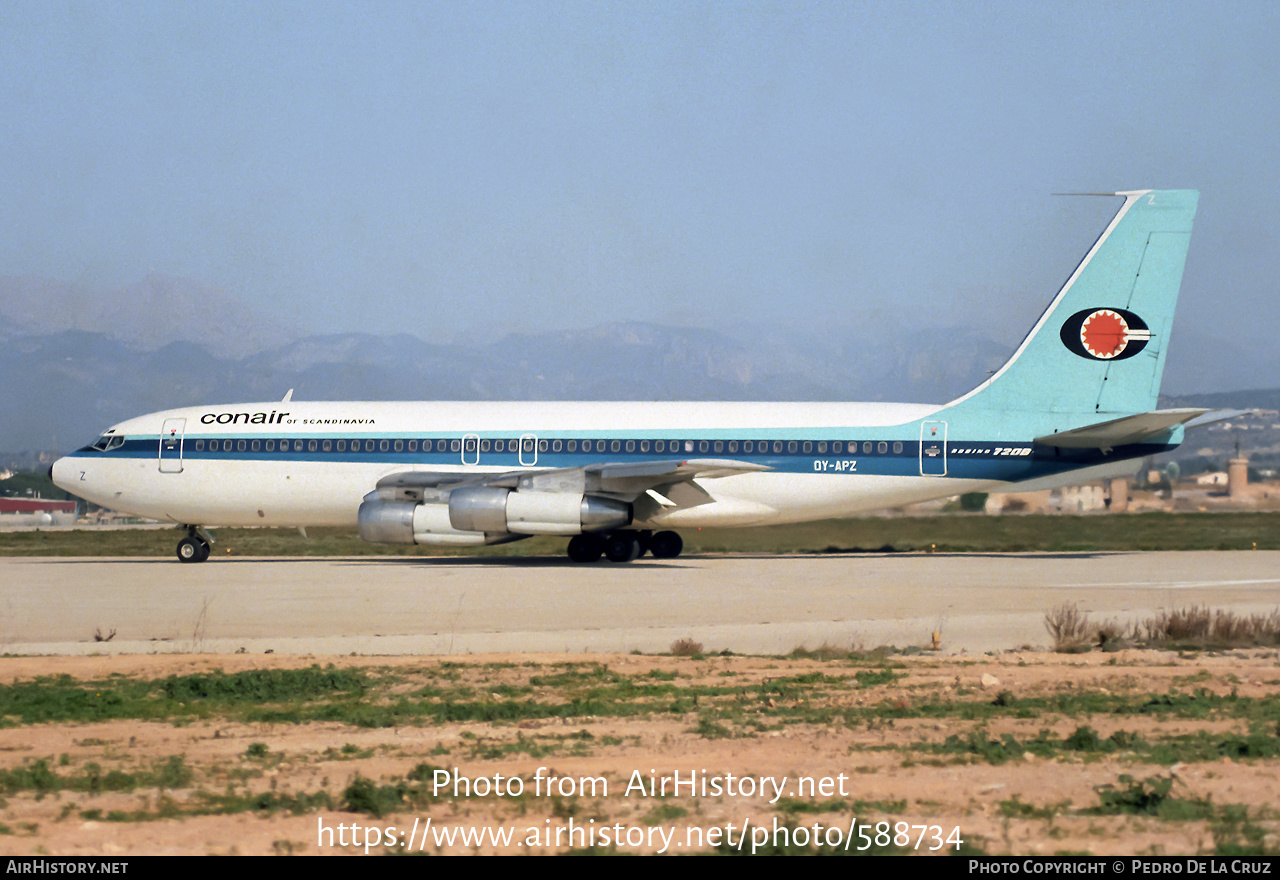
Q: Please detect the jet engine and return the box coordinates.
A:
[357,488,631,546]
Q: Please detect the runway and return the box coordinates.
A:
[3,551,1278,656]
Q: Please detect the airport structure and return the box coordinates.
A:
[0,497,77,527]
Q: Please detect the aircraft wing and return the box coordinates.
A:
[371,458,771,508]
[1033,408,1211,449]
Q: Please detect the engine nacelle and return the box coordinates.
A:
[357,495,510,546]
[358,489,632,546]
[449,487,630,535]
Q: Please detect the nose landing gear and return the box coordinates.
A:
[175,527,213,563]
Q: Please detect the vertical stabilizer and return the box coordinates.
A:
[947,189,1197,417]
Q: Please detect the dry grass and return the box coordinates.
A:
[1140,605,1280,649]
[1044,602,1095,653]
[1046,603,1280,653]
[668,638,704,656]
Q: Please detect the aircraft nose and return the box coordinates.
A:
[50,456,73,492]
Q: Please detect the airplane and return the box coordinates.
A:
[52,189,1206,564]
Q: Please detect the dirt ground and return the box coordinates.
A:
[0,649,1277,856]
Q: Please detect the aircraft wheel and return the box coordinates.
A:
[605,532,641,563]
[567,534,604,563]
[177,537,205,563]
[650,530,683,559]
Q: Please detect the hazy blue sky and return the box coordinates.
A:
[3,1,1277,352]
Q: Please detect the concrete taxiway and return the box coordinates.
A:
[3,551,1278,656]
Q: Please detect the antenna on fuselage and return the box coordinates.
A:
[282,389,294,402]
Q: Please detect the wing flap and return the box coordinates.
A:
[373,458,769,504]
[585,458,769,495]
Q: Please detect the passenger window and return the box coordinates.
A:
[611,440,621,452]
[336,440,345,452]
[744,440,753,453]
[878,441,888,454]
[321,439,331,452]
[788,441,798,453]
[713,440,723,453]
[567,440,577,452]
[625,440,635,452]
[252,439,261,452]
[640,440,650,452]
[698,440,709,453]
[863,441,872,454]
[539,440,548,452]
[803,441,812,453]
[552,439,562,452]
[195,440,204,451]
[237,440,247,452]
[654,440,664,453]
[893,441,903,454]
[773,441,782,453]
[728,440,737,453]
[817,441,826,453]
[833,441,842,454]
[480,439,490,452]
[450,439,460,452]
[394,440,403,452]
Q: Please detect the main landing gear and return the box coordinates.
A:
[175,526,213,563]
[566,530,683,563]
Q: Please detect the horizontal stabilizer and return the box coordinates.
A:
[1034,409,1209,449]
[1181,409,1253,430]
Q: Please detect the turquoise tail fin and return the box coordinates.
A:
[947,189,1198,419]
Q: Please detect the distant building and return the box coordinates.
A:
[0,497,78,526]
[1059,484,1106,512]
[1194,471,1229,486]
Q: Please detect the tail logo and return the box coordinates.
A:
[1060,308,1151,361]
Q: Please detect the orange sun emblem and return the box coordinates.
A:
[1080,309,1129,359]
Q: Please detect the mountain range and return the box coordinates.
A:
[2,274,1277,453]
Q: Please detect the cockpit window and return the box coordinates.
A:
[91,434,125,451]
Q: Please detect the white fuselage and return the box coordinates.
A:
[53,398,1044,530]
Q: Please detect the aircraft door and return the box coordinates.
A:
[519,434,538,467]
[461,433,480,466]
[919,420,947,476]
[159,418,185,473]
